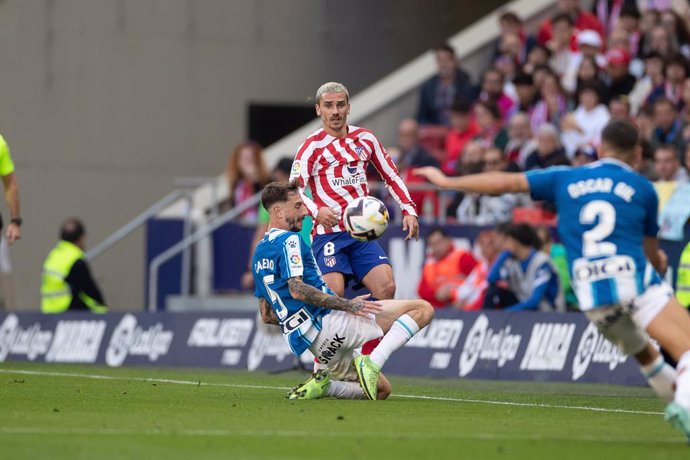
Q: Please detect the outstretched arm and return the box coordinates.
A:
[414,167,530,195]
[287,276,382,317]
[258,298,279,325]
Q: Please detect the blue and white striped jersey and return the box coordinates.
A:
[253,228,332,356]
[526,158,662,310]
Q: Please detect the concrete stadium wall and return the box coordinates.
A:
[0,0,507,310]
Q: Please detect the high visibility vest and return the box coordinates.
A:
[677,241,690,308]
[41,241,107,314]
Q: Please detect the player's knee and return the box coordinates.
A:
[375,279,396,300]
[370,278,395,300]
[415,300,434,327]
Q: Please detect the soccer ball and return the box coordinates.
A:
[343,196,389,242]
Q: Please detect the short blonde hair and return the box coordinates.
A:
[316,82,349,103]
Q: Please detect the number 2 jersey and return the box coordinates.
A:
[526,158,662,310]
[252,228,332,356]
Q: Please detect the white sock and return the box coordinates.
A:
[640,355,675,402]
[674,351,690,408]
[325,381,365,399]
[369,314,420,369]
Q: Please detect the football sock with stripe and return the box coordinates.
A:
[674,351,690,408]
[369,314,420,369]
[640,354,675,402]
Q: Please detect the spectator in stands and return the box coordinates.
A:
[561,82,611,158]
[651,97,687,158]
[548,14,578,78]
[483,223,565,312]
[604,47,637,102]
[647,53,689,107]
[444,141,485,218]
[629,51,665,114]
[494,55,519,103]
[446,229,498,311]
[455,148,527,225]
[609,95,632,120]
[564,33,606,94]
[395,119,440,215]
[479,68,515,121]
[443,98,479,175]
[504,112,537,168]
[473,101,508,151]
[617,6,642,57]
[524,123,570,171]
[645,24,676,60]
[495,11,536,65]
[456,141,485,176]
[535,226,577,310]
[659,9,690,58]
[537,0,604,48]
[41,218,107,314]
[571,144,599,166]
[591,0,639,37]
[510,73,539,119]
[417,227,479,308]
[531,70,570,134]
[226,141,269,223]
[396,119,439,171]
[633,104,658,178]
[608,27,643,77]
[653,144,689,210]
[417,44,473,126]
[654,144,689,182]
[523,44,551,75]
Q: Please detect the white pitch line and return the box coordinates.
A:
[0,368,664,416]
[0,426,684,444]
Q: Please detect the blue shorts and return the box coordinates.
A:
[312,232,389,286]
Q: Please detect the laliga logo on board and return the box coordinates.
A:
[0,314,52,361]
[572,322,627,380]
[106,314,173,367]
[458,314,521,377]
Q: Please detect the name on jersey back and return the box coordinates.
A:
[255,258,274,273]
[567,178,635,202]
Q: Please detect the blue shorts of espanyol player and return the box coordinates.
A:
[312,231,390,286]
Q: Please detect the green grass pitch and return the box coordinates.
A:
[0,362,688,459]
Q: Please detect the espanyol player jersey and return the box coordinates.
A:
[253,228,332,355]
[526,158,662,310]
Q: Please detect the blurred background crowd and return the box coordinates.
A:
[221,0,690,314]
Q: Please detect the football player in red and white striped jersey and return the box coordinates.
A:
[289,82,419,301]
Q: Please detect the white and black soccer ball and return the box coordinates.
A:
[343,196,389,242]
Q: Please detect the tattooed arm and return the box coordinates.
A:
[287,277,382,317]
[258,297,279,325]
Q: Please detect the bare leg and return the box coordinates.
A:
[374,299,435,334]
[361,264,396,300]
[645,297,690,362]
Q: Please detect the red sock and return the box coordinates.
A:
[361,337,382,355]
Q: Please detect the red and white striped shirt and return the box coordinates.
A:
[289,125,417,235]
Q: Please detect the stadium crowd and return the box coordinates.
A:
[227,0,690,313]
[374,0,690,312]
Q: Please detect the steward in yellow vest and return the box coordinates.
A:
[41,218,107,313]
[677,240,690,308]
